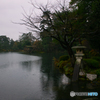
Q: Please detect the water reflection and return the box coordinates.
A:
[20,59,42,72]
[0,52,41,68]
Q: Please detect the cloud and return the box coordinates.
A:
[0,0,30,40]
[0,0,70,40]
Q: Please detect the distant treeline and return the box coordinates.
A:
[0,32,100,55]
[0,32,65,53]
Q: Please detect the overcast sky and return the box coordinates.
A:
[0,0,70,40]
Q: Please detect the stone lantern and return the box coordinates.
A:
[72,45,86,81]
[72,45,97,81]
[72,46,86,64]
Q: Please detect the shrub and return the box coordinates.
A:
[83,59,100,69]
[64,66,73,76]
[89,69,100,75]
[94,69,100,75]
[53,57,59,67]
[59,55,69,61]
[57,60,67,69]
[53,55,72,74]
[89,49,100,56]
[92,56,100,61]
[53,57,67,69]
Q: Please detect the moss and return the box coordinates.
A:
[79,78,86,81]
[83,58,100,69]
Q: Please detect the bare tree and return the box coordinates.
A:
[20,0,82,67]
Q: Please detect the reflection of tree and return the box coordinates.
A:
[20,61,33,71]
[40,53,62,94]
[40,53,76,100]
[54,85,71,100]
[20,59,41,72]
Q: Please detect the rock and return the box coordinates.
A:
[86,74,97,81]
[79,71,86,76]
[61,74,70,85]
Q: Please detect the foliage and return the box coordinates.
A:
[12,41,19,51]
[19,32,35,50]
[81,39,91,50]
[0,33,66,53]
[82,58,100,76]
[87,69,100,76]
[53,57,59,67]
[64,66,73,76]
[41,36,52,52]
[70,0,100,52]
[94,69,100,76]
[9,39,15,51]
[32,40,43,52]
[83,59,100,69]
[53,55,72,75]
[19,32,35,42]
[59,55,69,61]
[89,49,100,56]
[88,34,100,52]
[0,36,10,51]
[92,56,100,61]
[53,57,67,70]
[57,60,67,69]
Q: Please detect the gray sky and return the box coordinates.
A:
[0,0,70,41]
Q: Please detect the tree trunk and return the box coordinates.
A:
[67,45,76,68]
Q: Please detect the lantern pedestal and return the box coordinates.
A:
[72,46,86,81]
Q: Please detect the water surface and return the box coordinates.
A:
[0,52,99,100]
[0,52,63,100]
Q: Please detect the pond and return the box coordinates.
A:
[0,52,99,100]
